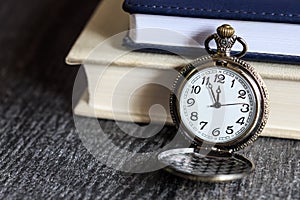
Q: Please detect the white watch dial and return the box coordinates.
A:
[179,67,257,143]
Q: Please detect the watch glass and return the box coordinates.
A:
[179,66,257,144]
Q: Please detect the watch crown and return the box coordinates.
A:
[204,24,248,58]
[217,24,235,38]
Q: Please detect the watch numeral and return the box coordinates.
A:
[202,76,210,85]
[187,98,195,107]
[191,85,201,94]
[214,74,225,84]
[212,128,221,136]
[199,121,208,130]
[226,126,234,134]
[190,112,198,121]
[236,117,245,125]
[241,104,250,113]
[238,90,246,99]
[231,79,235,88]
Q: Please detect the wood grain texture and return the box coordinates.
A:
[0,0,299,199]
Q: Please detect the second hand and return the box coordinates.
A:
[208,103,245,107]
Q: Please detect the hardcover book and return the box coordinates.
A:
[123,0,300,63]
[66,0,300,140]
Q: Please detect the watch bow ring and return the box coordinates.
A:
[204,24,248,58]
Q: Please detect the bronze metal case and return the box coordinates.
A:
[169,55,270,152]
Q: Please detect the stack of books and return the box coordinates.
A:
[66,0,300,140]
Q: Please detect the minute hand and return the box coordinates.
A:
[207,83,217,103]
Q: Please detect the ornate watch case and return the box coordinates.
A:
[157,24,270,182]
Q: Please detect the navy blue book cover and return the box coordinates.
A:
[123,0,300,24]
[123,0,300,63]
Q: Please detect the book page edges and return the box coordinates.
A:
[74,90,300,140]
[65,0,300,80]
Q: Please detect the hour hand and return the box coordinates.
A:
[216,86,221,103]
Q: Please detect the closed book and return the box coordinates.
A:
[66,0,300,140]
[123,0,300,63]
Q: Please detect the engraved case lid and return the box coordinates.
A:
[157,148,254,182]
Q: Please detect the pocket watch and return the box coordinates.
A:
[157,24,270,182]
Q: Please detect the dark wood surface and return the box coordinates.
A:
[0,0,300,199]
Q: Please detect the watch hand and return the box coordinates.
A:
[208,103,245,107]
[207,82,217,104]
[216,86,221,103]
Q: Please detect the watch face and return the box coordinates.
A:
[177,65,258,144]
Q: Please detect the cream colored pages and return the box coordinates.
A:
[74,90,300,140]
[68,0,300,140]
[66,0,300,81]
[65,0,185,69]
[78,62,300,140]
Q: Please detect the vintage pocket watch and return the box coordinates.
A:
[157,24,270,182]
